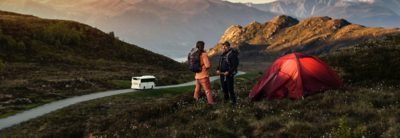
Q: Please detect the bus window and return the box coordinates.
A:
[141,79,156,83]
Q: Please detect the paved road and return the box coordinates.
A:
[0,72,245,130]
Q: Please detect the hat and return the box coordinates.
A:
[222,41,230,47]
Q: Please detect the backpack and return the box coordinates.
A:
[188,48,202,73]
[225,49,239,75]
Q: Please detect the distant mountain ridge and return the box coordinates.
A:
[247,0,400,27]
[209,15,400,57]
[0,0,277,60]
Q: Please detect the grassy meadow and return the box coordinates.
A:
[1,72,399,137]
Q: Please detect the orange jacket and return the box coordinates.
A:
[195,52,211,79]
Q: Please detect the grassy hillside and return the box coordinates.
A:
[322,35,400,85]
[1,73,399,137]
[0,11,180,67]
[0,11,192,118]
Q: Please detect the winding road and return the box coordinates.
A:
[0,72,245,130]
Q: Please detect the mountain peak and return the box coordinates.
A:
[217,25,243,45]
[331,18,351,29]
[302,16,332,23]
[299,16,351,30]
[246,21,261,26]
[270,15,299,29]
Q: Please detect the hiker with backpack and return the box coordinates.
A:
[188,41,215,105]
[216,41,239,104]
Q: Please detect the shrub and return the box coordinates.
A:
[326,118,367,138]
[322,35,400,85]
[0,58,4,71]
[40,23,84,45]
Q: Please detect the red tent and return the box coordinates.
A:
[249,53,342,100]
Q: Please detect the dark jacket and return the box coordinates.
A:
[217,48,239,75]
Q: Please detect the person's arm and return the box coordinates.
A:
[216,55,221,74]
[202,53,211,69]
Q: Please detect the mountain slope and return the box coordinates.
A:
[247,0,400,27]
[208,15,400,58]
[0,0,277,59]
[0,11,182,69]
[0,10,191,118]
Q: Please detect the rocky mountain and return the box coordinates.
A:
[0,0,277,60]
[247,0,400,27]
[208,15,400,58]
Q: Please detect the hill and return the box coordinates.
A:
[0,11,192,118]
[208,15,400,59]
[0,0,277,59]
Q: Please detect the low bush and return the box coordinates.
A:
[322,35,400,85]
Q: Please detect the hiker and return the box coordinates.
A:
[217,41,239,104]
[189,41,215,105]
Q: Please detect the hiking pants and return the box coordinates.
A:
[194,77,214,104]
[220,75,236,103]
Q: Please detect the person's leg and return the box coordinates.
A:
[227,75,236,104]
[194,79,201,100]
[220,75,229,102]
[199,77,214,104]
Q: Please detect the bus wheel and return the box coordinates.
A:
[151,85,154,89]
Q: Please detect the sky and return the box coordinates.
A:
[225,0,277,4]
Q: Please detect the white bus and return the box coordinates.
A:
[131,75,156,90]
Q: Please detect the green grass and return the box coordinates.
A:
[109,80,131,89]
[2,73,399,137]
[0,111,23,119]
